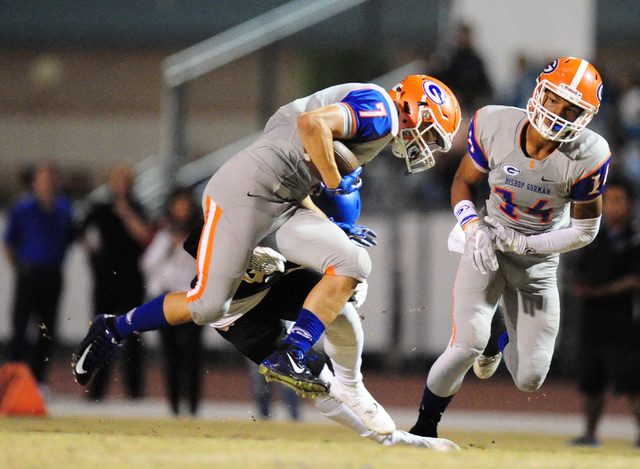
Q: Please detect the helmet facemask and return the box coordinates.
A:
[388,75,461,173]
[392,107,452,173]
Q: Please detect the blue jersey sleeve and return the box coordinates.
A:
[570,155,611,202]
[340,89,394,142]
[467,112,489,171]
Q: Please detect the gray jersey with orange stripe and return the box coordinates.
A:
[187,83,397,325]
[468,105,610,234]
[262,83,397,165]
[241,82,398,204]
[426,105,611,399]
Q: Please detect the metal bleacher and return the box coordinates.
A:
[133,0,369,216]
[131,0,429,217]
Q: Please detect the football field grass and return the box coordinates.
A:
[1,415,638,469]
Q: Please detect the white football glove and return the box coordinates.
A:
[248,246,286,275]
[464,219,499,274]
[349,280,368,308]
[484,216,529,255]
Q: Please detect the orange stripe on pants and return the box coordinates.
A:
[187,196,222,303]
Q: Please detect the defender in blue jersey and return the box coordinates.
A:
[73,75,462,435]
[410,57,611,439]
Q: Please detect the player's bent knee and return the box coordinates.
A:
[514,377,544,393]
[447,309,493,353]
[356,247,372,279]
[331,246,371,281]
[513,351,551,392]
[188,297,232,325]
[453,329,489,355]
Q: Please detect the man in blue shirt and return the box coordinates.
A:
[4,163,74,386]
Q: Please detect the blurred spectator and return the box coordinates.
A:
[504,54,541,108]
[406,22,493,208]
[566,178,640,448]
[618,69,640,142]
[247,319,301,422]
[141,188,203,416]
[80,164,152,400]
[432,23,493,115]
[3,163,74,391]
[617,69,640,191]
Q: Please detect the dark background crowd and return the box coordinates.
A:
[0,1,639,434]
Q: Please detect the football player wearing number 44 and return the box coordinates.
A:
[410,57,612,439]
[73,74,462,435]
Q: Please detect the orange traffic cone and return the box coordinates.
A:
[0,362,48,416]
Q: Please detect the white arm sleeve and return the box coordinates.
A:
[526,216,601,254]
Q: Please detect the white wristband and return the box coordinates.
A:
[453,200,479,231]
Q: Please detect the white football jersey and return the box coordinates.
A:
[468,105,611,235]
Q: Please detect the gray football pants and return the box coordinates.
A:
[427,251,561,396]
[187,154,371,325]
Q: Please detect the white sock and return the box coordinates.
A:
[324,303,363,385]
[314,394,370,437]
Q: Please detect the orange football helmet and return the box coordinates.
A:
[389,75,461,173]
[527,57,603,142]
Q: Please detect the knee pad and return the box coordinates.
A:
[452,329,488,356]
[188,296,231,325]
[514,376,544,393]
[355,247,372,279]
[514,350,551,392]
[330,246,371,282]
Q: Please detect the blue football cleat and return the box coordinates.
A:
[259,346,329,397]
[72,315,121,386]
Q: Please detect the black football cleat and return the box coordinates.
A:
[72,315,121,385]
[259,346,328,398]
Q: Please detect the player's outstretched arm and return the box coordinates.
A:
[486,211,601,256]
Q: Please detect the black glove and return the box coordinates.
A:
[332,219,378,247]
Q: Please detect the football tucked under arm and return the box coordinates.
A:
[306,140,360,180]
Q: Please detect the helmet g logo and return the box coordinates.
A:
[423,81,447,105]
[543,60,559,75]
[596,83,603,104]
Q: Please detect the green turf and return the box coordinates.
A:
[1,416,638,469]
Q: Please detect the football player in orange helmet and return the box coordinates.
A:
[410,57,611,440]
[527,57,603,142]
[389,75,462,173]
[73,73,462,439]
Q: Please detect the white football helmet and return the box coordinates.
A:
[527,57,603,142]
[388,75,461,173]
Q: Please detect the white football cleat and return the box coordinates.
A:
[376,430,461,451]
[473,352,502,379]
[330,379,396,435]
